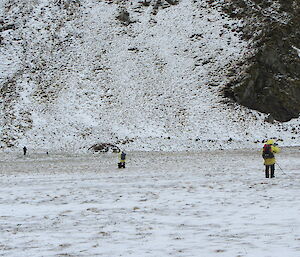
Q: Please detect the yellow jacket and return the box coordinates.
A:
[263,140,280,165]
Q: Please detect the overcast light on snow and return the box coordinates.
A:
[1,150,300,256]
[0,0,300,256]
[0,0,299,151]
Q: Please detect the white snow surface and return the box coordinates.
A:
[0,0,300,152]
[292,46,300,58]
[1,149,300,256]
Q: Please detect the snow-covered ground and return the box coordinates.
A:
[1,149,299,256]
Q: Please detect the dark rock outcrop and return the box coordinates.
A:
[88,143,120,153]
[116,8,132,25]
[221,0,300,122]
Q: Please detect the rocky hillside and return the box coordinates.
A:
[0,0,299,151]
[221,0,300,122]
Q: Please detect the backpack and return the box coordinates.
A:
[262,144,274,159]
[120,152,126,160]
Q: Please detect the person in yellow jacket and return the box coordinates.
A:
[118,151,126,168]
[262,139,280,178]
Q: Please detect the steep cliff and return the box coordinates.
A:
[221,0,300,122]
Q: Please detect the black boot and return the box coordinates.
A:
[270,165,275,178]
[271,170,275,178]
[265,171,269,178]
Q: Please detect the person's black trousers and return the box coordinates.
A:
[118,162,125,168]
[265,164,275,178]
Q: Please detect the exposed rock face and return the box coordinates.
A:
[116,8,132,25]
[88,143,120,153]
[221,0,300,122]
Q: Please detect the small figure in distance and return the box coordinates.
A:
[118,151,126,169]
[23,146,27,156]
[262,139,280,178]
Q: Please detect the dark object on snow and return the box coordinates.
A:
[265,164,275,178]
[54,0,81,8]
[89,143,120,153]
[23,146,27,156]
[118,151,126,169]
[165,0,179,5]
[118,162,126,168]
[116,9,132,26]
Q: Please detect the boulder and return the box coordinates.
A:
[88,143,120,153]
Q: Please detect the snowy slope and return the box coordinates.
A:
[0,0,299,152]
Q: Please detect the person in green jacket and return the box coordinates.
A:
[262,139,280,178]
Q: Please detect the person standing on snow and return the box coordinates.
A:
[262,139,280,178]
[23,146,27,156]
[118,151,126,168]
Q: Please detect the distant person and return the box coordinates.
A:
[23,146,27,156]
[262,139,280,178]
[118,151,126,168]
